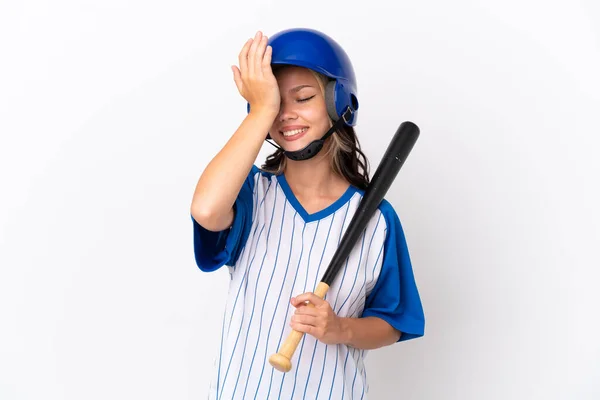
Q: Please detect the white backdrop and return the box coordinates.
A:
[1,1,599,399]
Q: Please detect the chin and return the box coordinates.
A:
[282,137,318,154]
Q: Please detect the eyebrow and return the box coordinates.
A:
[289,84,313,93]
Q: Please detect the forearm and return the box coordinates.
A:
[191,110,276,230]
[339,316,401,350]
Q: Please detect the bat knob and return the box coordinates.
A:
[269,353,292,372]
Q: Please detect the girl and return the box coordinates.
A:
[191,28,425,400]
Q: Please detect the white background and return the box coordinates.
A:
[1,1,599,399]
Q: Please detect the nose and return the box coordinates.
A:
[278,100,298,122]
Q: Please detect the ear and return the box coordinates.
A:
[325,80,339,122]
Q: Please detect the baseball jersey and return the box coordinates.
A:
[191,165,425,399]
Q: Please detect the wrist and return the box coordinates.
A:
[338,317,353,346]
[240,110,278,141]
[248,108,278,123]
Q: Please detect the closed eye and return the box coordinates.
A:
[298,95,316,103]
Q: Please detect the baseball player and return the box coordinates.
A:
[190,28,425,399]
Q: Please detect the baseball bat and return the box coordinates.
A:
[269,121,420,373]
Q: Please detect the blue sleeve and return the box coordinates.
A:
[361,200,425,342]
[190,165,258,272]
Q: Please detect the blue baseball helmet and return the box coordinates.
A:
[247,28,359,126]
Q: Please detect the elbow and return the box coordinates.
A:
[380,320,401,346]
[392,328,402,343]
[380,327,401,348]
[191,203,218,231]
[190,202,232,232]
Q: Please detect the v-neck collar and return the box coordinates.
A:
[276,173,357,223]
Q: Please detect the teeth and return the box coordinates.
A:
[282,128,307,137]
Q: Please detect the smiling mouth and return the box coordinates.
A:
[281,127,308,137]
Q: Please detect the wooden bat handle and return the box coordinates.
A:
[268,281,330,372]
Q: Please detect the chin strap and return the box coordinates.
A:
[265,107,354,161]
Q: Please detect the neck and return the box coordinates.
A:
[283,151,348,197]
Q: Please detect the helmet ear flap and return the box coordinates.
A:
[325,80,358,126]
[325,80,338,122]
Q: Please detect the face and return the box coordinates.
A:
[269,66,332,153]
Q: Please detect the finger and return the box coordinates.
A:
[290,296,309,308]
[294,305,319,316]
[290,321,320,337]
[263,45,272,66]
[262,45,274,77]
[238,38,252,78]
[248,31,262,77]
[255,35,268,76]
[293,292,326,307]
[291,314,318,326]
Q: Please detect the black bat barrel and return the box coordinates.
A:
[321,121,420,286]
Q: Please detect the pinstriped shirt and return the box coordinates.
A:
[191,166,425,399]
